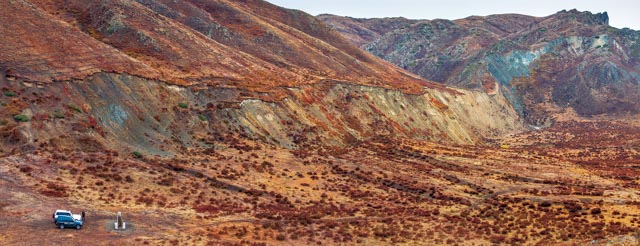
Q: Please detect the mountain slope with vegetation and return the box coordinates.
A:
[0,0,524,156]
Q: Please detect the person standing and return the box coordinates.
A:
[82,211,85,221]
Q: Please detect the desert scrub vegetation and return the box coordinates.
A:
[40,183,68,197]
[132,151,143,158]
[178,102,188,108]
[19,165,33,175]
[13,114,29,122]
[52,111,65,119]
[67,104,83,113]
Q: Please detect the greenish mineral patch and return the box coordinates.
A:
[106,12,126,34]
[460,62,482,79]
[631,43,640,58]
[108,104,128,125]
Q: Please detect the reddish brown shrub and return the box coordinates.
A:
[19,166,33,173]
[193,205,220,214]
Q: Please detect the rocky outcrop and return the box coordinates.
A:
[321,10,640,123]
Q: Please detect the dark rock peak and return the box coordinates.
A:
[556,9,608,26]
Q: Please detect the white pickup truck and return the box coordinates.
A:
[52,209,82,223]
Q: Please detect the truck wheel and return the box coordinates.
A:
[76,225,81,230]
[59,224,64,229]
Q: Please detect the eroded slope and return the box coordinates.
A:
[0,72,522,156]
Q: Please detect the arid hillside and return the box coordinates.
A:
[1,0,431,92]
[2,0,639,245]
[3,116,640,245]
